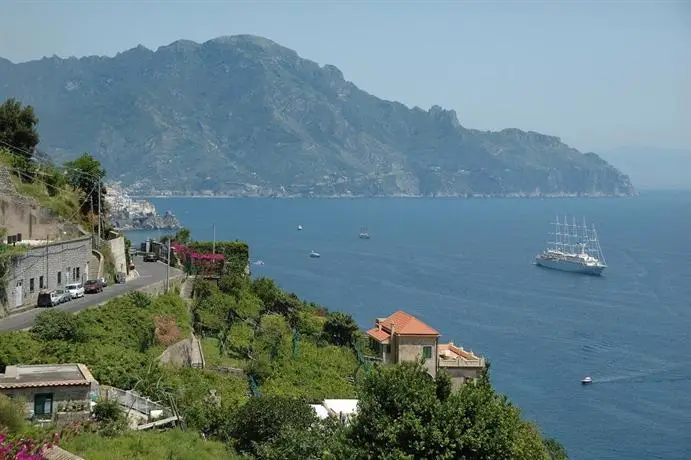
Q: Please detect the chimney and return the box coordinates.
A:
[390,320,395,336]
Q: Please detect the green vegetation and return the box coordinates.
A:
[0,234,568,459]
[188,241,249,276]
[0,98,39,180]
[0,99,110,237]
[60,430,238,460]
[64,153,107,216]
[0,147,84,224]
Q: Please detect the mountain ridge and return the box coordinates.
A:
[0,34,635,197]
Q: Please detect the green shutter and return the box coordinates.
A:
[423,346,432,359]
[34,393,53,416]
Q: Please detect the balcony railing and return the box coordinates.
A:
[438,357,486,368]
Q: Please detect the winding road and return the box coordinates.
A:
[0,255,183,332]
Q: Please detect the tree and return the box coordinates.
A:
[322,312,359,347]
[228,395,317,457]
[347,361,557,460]
[64,153,107,216]
[32,310,85,342]
[0,98,40,178]
[218,273,246,300]
[256,416,354,460]
[252,277,282,310]
[544,438,569,460]
[174,228,191,244]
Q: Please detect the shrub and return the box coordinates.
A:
[32,310,85,342]
[229,395,316,456]
[322,312,359,347]
[128,291,151,308]
[0,394,25,434]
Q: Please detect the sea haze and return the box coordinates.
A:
[128,191,691,460]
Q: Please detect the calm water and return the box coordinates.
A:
[128,192,691,460]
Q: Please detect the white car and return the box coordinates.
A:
[65,283,85,298]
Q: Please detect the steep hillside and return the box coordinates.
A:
[0,35,634,197]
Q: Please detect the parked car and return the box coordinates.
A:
[84,279,104,294]
[37,290,61,308]
[115,272,126,284]
[143,252,158,262]
[65,283,85,298]
[99,277,108,287]
[54,289,71,303]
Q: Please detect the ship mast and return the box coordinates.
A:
[550,215,561,252]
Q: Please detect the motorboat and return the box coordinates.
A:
[309,250,320,258]
[297,225,303,231]
[581,376,593,385]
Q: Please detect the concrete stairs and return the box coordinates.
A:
[89,251,102,279]
[42,446,84,460]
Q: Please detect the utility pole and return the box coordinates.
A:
[165,241,171,293]
[90,194,95,237]
[212,223,216,255]
[97,179,102,241]
[45,235,49,290]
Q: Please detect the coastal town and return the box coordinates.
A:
[105,182,181,231]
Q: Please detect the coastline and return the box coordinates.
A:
[132,192,638,199]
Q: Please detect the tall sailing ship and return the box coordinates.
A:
[535,216,607,276]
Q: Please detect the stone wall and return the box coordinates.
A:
[134,273,184,296]
[4,236,92,313]
[0,197,84,241]
[105,236,127,274]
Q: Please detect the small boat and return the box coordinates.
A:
[309,250,320,258]
[297,225,303,231]
[581,376,593,385]
[253,260,265,266]
[358,226,371,239]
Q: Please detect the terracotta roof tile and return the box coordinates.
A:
[366,327,391,343]
[378,310,439,336]
[0,380,91,390]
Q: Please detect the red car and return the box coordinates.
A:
[84,279,104,294]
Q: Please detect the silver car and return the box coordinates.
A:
[54,289,71,303]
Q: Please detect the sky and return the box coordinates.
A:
[1,0,689,154]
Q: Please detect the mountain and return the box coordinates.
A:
[0,35,634,197]
[599,147,691,190]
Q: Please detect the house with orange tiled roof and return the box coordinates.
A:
[366,310,486,387]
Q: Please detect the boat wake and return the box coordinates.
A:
[587,365,691,385]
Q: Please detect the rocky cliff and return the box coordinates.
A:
[0,35,634,197]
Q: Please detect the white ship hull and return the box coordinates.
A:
[535,256,605,276]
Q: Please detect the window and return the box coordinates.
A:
[75,267,80,281]
[66,267,71,281]
[39,276,44,289]
[29,278,35,293]
[34,393,53,417]
[422,346,433,359]
[57,271,62,285]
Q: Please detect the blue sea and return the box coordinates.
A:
[127,191,691,460]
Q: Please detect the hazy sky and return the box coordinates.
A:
[2,1,689,153]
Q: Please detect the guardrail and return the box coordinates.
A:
[100,385,169,417]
